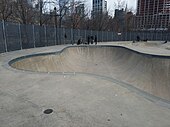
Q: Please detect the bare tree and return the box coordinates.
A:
[88,11,113,31]
[57,0,71,27]
[0,0,13,21]
[33,0,56,26]
[12,0,35,24]
[65,1,88,29]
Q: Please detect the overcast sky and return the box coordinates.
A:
[86,0,137,15]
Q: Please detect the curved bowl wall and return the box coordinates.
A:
[9,46,170,101]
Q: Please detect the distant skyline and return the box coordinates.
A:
[45,0,137,15]
[86,0,137,15]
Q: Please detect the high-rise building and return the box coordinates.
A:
[104,1,107,12]
[114,9,126,32]
[92,0,107,16]
[136,0,170,30]
[75,4,85,17]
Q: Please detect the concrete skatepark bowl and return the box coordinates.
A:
[1,43,170,127]
[10,45,170,101]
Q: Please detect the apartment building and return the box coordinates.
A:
[136,0,170,30]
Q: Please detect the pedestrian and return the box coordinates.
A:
[77,38,81,45]
[94,35,97,45]
[64,33,67,44]
[136,35,140,42]
[87,36,90,45]
[64,33,67,39]
[91,36,94,44]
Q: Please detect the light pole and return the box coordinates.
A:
[53,7,61,45]
[54,7,57,28]
[53,7,58,45]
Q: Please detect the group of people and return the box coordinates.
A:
[87,35,97,45]
[77,35,97,45]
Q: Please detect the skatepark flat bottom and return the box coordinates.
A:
[0,42,170,127]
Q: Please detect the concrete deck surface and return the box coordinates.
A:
[0,41,170,127]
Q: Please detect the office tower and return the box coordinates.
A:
[136,0,170,30]
[75,4,85,17]
[92,0,107,16]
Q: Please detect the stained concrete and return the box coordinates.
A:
[0,42,170,127]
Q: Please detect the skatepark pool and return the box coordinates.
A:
[1,42,170,127]
[9,45,170,101]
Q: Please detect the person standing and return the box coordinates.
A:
[91,36,94,44]
[94,35,97,45]
[87,36,90,45]
[136,35,140,42]
[77,38,81,45]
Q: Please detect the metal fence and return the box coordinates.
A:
[0,20,170,53]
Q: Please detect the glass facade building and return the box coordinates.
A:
[92,0,107,16]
